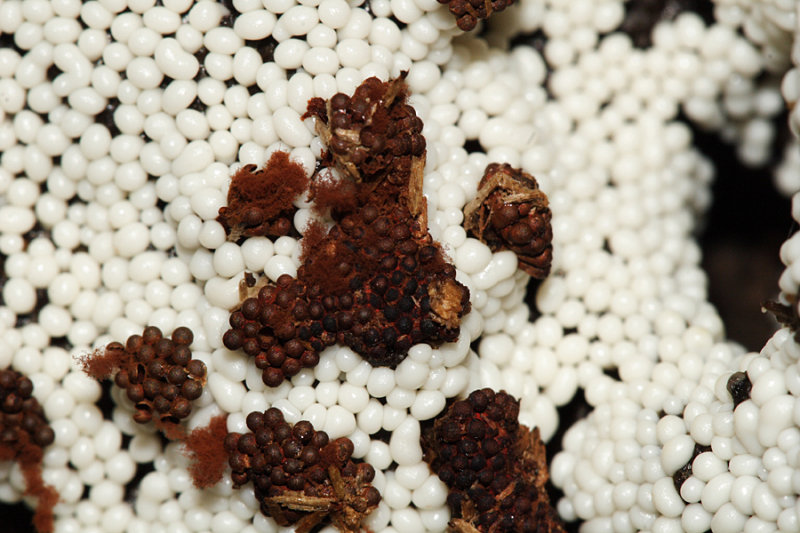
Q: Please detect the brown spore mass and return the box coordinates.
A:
[183,414,230,489]
[223,76,470,386]
[0,368,58,533]
[217,151,310,241]
[81,326,206,437]
[225,408,379,532]
[464,163,553,279]
[423,388,565,533]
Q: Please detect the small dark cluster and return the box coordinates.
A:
[306,76,425,188]
[464,163,553,279]
[424,389,565,532]
[222,76,470,386]
[0,370,54,451]
[0,369,57,533]
[83,326,206,435]
[727,371,752,409]
[225,408,380,531]
[436,0,516,31]
[672,443,711,497]
[217,151,309,242]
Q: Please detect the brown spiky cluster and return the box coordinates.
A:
[0,369,58,533]
[225,408,380,532]
[424,389,565,533]
[436,0,516,31]
[82,326,206,437]
[222,76,470,386]
[217,151,310,241]
[464,163,553,279]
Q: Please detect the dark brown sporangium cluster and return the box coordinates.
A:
[225,408,380,532]
[221,75,470,386]
[423,389,565,533]
[0,368,58,533]
[464,163,553,279]
[437,0,516,31]
[81,326,206,438]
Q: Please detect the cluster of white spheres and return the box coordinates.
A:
[0,0,799,532]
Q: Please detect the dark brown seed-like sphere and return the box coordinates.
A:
[172,326,194,345]
[181,380,203,401]
[143,326,162,344]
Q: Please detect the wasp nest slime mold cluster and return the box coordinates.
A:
[2,0,800,532]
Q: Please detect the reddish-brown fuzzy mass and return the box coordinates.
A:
[79,347,119,380]
[222,76,470,386]
[217,151,310,241]
[0,369,57,533]
[183,414,230,489]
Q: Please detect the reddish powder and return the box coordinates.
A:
[309,172,358,216]
[79,347,124,380]
[183,414,229,489]
[155,417,187,442]
[299,219,329,264]
[229,151,308,219]
[9,434,57,533]
[24,459,57,533]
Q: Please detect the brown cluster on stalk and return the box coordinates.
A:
[224,408,380,532]
[0,369,58,533]
[464,163,553,279]
[423,389,565,533]
[81,326,206,438]
[221,75,470,386]
[437,0,516,31]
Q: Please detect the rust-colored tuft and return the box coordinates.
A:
[0,368,58,533]
[217,151,310,241]
[223,76,470,386]
[226,408,379,532]
[423,388,565,533]
[184,414,230,489]
[79,346,122,380]
[464,163,553,279]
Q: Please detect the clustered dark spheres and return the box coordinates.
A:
[225,407,380,532]
[84,326,206,436]
[0,368,58,533]
[80,74,559,533]
[222,75,470,386]
[425,389,565,533]
[0,370,54,450]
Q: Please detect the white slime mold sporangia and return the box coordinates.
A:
[1,0,800,532]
